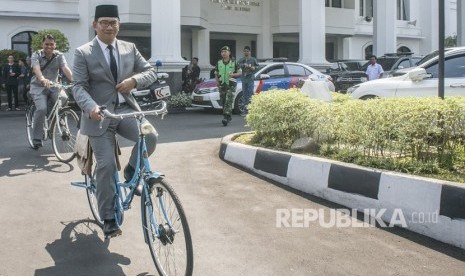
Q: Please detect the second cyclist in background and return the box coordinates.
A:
[30,33,73,149]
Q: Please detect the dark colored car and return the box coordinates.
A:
[336,53,424,92]
[326,60,367,92]
[373,53,424,78]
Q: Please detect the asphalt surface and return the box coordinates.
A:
[0,109,464,275]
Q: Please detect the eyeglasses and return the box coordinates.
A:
[98,20,119,28]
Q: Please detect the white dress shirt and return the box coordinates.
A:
[96,36,125,103]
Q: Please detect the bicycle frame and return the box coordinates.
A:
[40,86,69,141]
[74,102,172,237]
[113,115,173,239]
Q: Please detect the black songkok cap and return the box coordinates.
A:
[95,4,119,20]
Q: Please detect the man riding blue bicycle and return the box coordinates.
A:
[72,4,158,238]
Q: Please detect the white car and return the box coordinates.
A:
[191,61,335,113]
[348,47,465,99]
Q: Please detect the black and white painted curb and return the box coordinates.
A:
[220,133,465,250]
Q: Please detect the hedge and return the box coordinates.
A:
[245,89,465,176]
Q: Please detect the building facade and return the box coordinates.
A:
[0,0,463,82]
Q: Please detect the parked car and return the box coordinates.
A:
[371,53,424,78]
[347,47,465,99]
[326,60,367,92]
[335,53,424,93]
[191,61,335,114]
[390,47,457,77]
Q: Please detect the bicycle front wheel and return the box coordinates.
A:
[85,161,104,227]
[25,104,36,148]
[142,179,193,276]
[52,108,79,163]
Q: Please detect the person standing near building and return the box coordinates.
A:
[238,46,258,116]
[18,58,32,105]
[2,55,21,111]
[365,55,384,81]
[73,4,158,238]
[215,46,241,126]
[182,57,200,93]
[30,34,73,149]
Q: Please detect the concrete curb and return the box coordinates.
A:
[220,133,465,250]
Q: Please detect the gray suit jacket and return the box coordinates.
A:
[72,38,157,136]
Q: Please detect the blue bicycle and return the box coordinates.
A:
[71,101,193,275]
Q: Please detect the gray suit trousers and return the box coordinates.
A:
[89,105,157,220]
[31,89,58,140]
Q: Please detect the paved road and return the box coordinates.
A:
[0,110,464,275]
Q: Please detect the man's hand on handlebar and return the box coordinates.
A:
[40,78,51,88]
[90,105,102,121]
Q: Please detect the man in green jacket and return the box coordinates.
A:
[214,46,241,126]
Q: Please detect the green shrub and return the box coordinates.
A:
[247,89,330,148]
[245,90,465,181]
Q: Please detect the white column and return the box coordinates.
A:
[458,0,465,46]
[418,0,438,54]
[373,0,397,56]
[193,28,210,66]
[192,28,213,79]
[298,0,328,66]
[150,0,188,70]
[257,0,272,59]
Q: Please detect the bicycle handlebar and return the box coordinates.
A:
[98,100,168,128]
[49,81,74,90]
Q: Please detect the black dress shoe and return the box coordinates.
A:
[124,164,135,182]
[103,219,122,238]
[32,139,42,149]
[124,164,143,196]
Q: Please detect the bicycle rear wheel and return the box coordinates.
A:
[25,104,36,148]
[85,161,104,228]
[141,178,193,276]
[52,108,79,163]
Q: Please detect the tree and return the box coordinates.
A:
[31,29,70,53]
[445,35,457,47]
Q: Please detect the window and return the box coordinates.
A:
[397,46,411,54]
[397,0,410,20]
[359,0,373,17]
[12,31,37,57]
[326,0,342,8]
[397,59,411,69]
[421,55,465,79]
[287,64,307,77]
[364,45,373,60]
[444,55,465,78]
[263,65,285,78]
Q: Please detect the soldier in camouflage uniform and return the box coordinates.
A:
[214,46,241,126]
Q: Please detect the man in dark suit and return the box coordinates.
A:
[72,4,158,238]
[2,55,21,111]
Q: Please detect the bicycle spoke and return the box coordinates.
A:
[52,109,79,163]
[142,179,193,275]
